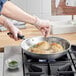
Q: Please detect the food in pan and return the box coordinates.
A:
[30,47,54,54]
[29,41,64,54]
[50,43,64,53]
[32,41,50,50]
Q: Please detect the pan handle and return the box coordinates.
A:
[7,32,25,40]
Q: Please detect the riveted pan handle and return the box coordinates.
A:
[7,32,25,40]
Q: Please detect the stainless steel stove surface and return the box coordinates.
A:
[22,45,76,76]
[3,45,76,76]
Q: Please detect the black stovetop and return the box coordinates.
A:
[22,45,76,76]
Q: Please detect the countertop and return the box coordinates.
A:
[0,24,76,51]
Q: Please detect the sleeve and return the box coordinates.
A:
[0,0,7,12]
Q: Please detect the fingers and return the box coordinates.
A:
[8,31,22,41]
[41,29,46,36]
[8,34,14,39]
[13,33,18,41]
[13,32,23,41]
[46,26,51,36]
[8,32,18,41]
[44,28,50,37]
[40,28,49,37]
[40,26,51,37]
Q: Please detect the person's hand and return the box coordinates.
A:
[8,25,22,41]
[34,17,51,37]
[2,18,22,41]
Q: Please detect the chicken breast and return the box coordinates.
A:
[30,47,53,54]
[50,43,64,53]
[29,41,64,54]
[33,41,50,50]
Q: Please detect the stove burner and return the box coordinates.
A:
[22,45,76,76]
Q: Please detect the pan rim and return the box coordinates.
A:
[21,36,71,55]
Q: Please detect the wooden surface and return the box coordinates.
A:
[0,24,76,51]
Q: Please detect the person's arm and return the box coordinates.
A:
[0,16,22,40]
[1,1,36,25]
[1,1,51,37]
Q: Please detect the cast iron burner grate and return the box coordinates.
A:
[22,45,76,76]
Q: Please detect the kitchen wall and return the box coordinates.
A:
[11,0,71,21]
[51,0,76,15]
[11,0,51,19]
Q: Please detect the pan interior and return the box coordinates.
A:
[21,36,70,54]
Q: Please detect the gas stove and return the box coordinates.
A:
[3,45,76,76]
[22,45,76,76]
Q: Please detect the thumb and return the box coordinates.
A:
[13,32,18,41]
[41,29,46,36]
